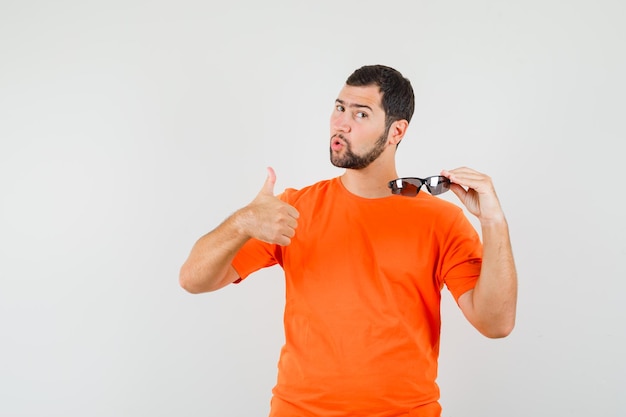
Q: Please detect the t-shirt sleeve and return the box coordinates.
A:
[440,210,483,301]
[230,189,295,282]
[231,237,279,282]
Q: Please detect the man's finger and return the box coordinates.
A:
[260,166,277,196]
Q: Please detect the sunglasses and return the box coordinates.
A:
[388,176,451,197]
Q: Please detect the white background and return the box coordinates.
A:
[1,1,625,416]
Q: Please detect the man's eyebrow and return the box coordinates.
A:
[335,98,373,112]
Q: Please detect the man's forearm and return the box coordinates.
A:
[179,210,250,294]
[463,219,518,338]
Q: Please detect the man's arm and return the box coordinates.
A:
[441,167,518,338]
[179,168,299,294]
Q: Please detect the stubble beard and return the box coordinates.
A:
[330,130,388,170]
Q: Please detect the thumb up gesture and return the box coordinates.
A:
[241,167,300,246]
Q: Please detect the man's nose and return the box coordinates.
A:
[332,113,351,132]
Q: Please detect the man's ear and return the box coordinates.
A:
[387,119,409,146]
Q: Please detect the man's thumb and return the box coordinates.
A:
[260,166,276,195]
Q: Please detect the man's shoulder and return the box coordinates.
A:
[279,177,338,203]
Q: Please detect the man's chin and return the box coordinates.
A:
[330,156,351,169]
[329,151,344,168]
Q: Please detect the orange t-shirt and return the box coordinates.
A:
[232,177,482,417]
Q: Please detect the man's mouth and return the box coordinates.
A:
[331,134,347,151]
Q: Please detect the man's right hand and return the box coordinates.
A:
[180,167,298,293]
[239,167,299,246]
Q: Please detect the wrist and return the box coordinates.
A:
[480,214,508,230]
[230,206,255,240]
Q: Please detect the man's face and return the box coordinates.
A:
[329,84,389,169]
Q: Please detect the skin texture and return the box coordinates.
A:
[179,83,517,338]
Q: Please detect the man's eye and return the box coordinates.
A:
[356,112,368,119]
[336,105,345,112]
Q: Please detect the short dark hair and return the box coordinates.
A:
[346,65,415,131]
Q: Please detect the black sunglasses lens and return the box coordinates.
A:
[390,179,422,196]
[425,176,450,195]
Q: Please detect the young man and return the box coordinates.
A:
[179,65,517,417]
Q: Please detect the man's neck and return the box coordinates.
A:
[340,161,398,199]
